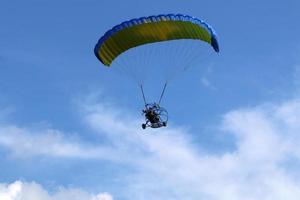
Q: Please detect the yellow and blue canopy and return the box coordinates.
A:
[94,14,219,66]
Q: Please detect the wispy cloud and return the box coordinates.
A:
[0,125,118,160]
[200,64,217,90]
[1,95,300,199]
[201,76,216,90]
[77,96,300,199]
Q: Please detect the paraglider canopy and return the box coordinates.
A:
[94,14,219,66]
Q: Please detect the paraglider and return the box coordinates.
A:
[142,103,168,129]
[94,14,219,129]
[140,83,168,129]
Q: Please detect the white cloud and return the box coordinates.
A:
[77,97,300,200]
[93,193,113,200]
[0,181,113,200]
[1,95,300,199]
[0,125,118,160]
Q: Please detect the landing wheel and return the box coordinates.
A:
[162,122,167,127]
[142,124,146,129]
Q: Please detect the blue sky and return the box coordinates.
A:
[1,0,300,199]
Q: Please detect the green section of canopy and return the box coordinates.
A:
[96,20,213,66]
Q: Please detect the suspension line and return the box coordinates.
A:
[140,84,147,106]
[158,82,168,105]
